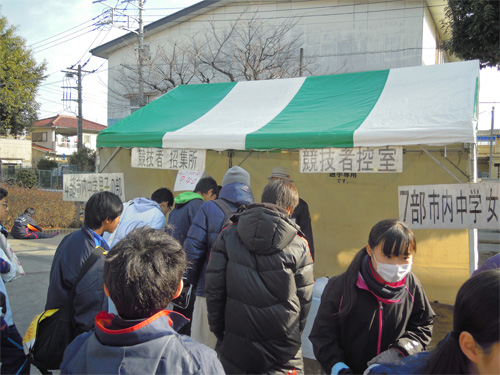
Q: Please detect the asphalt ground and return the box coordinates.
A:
[3,230,499,375]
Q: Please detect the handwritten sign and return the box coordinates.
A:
[63,173,125,202]
[174,170,204,192]
[131,147,206,171]
[300,146,403,173]
[398,182,499,229]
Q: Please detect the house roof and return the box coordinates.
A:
[90,0,450,60]
[34,115,106,132]
[97,61,479,150]
[32,143,56,153]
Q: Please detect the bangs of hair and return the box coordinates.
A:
[380,224,416,257]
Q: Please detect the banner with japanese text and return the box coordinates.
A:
[131,148,206,171]
[398,183,499,229]
[63,173,125,202]
[300,146,403,173]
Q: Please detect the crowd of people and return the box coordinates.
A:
[0,166,498,375]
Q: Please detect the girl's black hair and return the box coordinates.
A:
[425,269,500,374]
[336,219,416,321]
[0,188,8,200]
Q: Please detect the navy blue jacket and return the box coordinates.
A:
[184,182,254,297]
[60,310,224,375]
[45,226,108,332]
[366,352,430,374]
[167,194,204,246]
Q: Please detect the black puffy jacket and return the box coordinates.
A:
[205,203,314,373]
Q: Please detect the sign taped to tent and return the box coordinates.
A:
[131,148,206,171]
[63,173,125,202]
[398,182,499,229]
[300,146,402,173]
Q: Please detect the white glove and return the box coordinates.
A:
[366,348,403,366]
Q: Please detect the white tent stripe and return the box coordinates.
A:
[353,61,478,147]
[162,77,306,150]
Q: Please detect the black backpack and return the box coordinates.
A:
[213,198,245,231]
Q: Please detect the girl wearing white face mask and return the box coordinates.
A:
[309,219,435,375]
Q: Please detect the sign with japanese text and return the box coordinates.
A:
[63,173,125,202]
[131,147,206,171]
[173,170,204,192]
[398,183,499,229]
[300,146,403,173]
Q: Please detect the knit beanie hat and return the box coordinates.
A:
[222,166,250,187]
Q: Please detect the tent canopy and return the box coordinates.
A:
[97,61,479,151]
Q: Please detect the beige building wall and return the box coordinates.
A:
[0,139,32,167]
[98,144,472,304]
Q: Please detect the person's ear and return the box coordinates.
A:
[366,245,373,257]
[459,331,480,364]
[173,278,184,300]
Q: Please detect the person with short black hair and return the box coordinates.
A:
[205,179,314,374]
[103,187,174,248]
[11,207,59,239]
[60,227,224,375]
[167,176,218,336]
[167,177,218,246]
[45,191,123,333]
[0,188,30,374]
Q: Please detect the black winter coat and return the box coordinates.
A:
[309,270,434,374]
[45,226,108,332]
[11,213,42,239]
[205,203,314,373]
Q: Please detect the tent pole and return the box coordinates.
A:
[419,147,462,183]
[468,143,479,275]
[98,147,122,173]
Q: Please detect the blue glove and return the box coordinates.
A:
[0,257,10,274]
[332,362,353,375]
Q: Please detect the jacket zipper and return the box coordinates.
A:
[377,301,383,355]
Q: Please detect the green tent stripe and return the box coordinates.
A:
[245,70,389,149]
[97,82,237,148]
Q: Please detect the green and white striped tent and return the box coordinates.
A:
[97,61,479,151]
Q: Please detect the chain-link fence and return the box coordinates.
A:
[0,165,80,190]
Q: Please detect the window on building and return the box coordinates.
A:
[32,132,47,142]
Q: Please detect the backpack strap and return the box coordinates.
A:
[213,198,234,218]
[61,246,105,317]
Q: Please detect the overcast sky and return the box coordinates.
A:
[0,0,498,130]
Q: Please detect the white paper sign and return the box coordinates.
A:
[63,173,125,202]
[398,182,499,229]
[174,170,204,192]
[131,147,206,171]
[300,146,403,173]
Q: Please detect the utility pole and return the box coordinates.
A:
[62,65,94,150]
[138,0,145,108]
[95,0,146,108]
[489,106,495,178]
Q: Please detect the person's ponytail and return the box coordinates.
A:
[425,332,469,374]
[334,247,366,322]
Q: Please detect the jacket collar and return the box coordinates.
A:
[95,310,189,346]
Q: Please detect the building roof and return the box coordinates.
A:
[34,115,106,132]
[90,0,449,60]
[32,143,56,153]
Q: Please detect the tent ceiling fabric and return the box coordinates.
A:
[97,60,479,151]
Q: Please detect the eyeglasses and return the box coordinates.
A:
[0,203,8,208]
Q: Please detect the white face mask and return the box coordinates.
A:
[371,253,412,283]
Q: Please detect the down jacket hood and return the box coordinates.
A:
[235,203,302,255]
